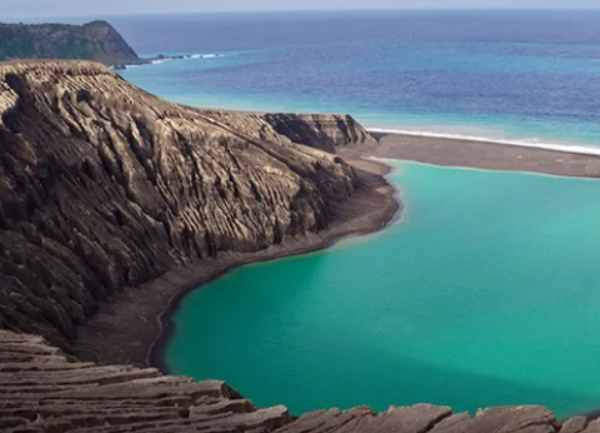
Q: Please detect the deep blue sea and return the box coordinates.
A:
[107,10,600,150]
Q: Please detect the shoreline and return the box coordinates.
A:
[148,161,402,373]
[75,131,600,372]
[368,128,600,157]
[370,132,600,179]
[74,156,401,369]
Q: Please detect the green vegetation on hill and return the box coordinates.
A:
[0,20,139,65]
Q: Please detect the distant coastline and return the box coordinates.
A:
[368,128,600,158]
[112,52,224,70]
[368,132,600,179]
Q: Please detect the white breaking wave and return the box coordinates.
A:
[367,128,600,157]
[185,53,221,59]
[144,53,223,66]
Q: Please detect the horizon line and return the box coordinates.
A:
[6,7,600,22]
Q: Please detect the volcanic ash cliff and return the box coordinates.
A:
[0,61,371,351]
[0,60,591,433]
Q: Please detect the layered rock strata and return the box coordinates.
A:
[0,60,589,433]
[0,61,366,352]
[0,330,588,433]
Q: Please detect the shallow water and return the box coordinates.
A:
[166,161,600,418]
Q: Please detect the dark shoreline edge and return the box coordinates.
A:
[62,138,600,422]
[147,158,402,374]
[78,129,600,372]
[74,156,401,371]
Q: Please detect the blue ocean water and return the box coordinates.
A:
[112,10,600,149]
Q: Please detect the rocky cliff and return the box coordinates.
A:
[0,329,588,433]
[263,113,377,153]
[189,110,375,154]
[0,60,585,433]
[0,21,139,65]
[0,60,365,352]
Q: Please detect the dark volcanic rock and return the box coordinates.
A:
[0,21,139,65]
[0,330,577,433]
[0,60,584,433]
[263,113,377,153]
[0,60,360,351]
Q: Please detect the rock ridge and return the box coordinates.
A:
[0,60,366,351]
[0,329,586,433]
[0,60,588,433]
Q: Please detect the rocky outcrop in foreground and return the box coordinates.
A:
[0,61,365,351]
[1,329,588,433]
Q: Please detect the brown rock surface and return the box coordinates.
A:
[0,60,594,433]
[0,329,577,433]
[0,60,368,352]
[195,110,376,153]
[263,113,377,153]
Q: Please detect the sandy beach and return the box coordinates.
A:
[370,132,600,178]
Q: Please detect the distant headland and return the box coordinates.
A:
[0,20,204,69]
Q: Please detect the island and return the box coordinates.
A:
[0,20,210,69]
[1,15,600,428]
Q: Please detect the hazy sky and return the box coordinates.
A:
[5,0,600,19]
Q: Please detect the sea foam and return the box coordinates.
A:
[186,53,221,59]
[368,128,600,157]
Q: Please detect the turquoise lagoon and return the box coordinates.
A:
[166,161,600,418]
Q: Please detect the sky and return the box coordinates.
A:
[3,0,600,19]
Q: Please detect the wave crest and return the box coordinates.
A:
[185,53,221,60]
[368,128,600,157]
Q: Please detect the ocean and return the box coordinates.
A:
[112,10,600,149]
[107,11,600,417]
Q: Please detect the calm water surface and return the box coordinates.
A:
[166,161,600,418]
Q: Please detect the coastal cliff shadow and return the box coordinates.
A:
[327,162,400,231]
[370,132,389,141]
[270,339,600,421]
[160,247,332,344]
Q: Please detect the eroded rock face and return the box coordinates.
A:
[0,61,361,351]
[0,61,591,433]
[199,110,376,154]
[263,113,377,153]
[0,330,575,433]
